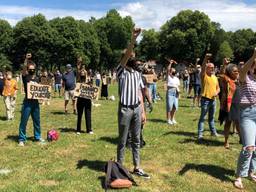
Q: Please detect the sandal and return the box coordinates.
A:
[234,179,244,189]
[250,174,256,182]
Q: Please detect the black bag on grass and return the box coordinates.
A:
[104,160,137,190]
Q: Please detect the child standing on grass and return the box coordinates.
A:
[2,71,18,120]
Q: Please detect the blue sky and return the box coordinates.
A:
[0,0,256,31]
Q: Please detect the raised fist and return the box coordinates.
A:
[205,53,212,58]
[26,53,32,59]
[133,28,141,39]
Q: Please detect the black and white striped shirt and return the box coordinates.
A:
[117,64,145,106]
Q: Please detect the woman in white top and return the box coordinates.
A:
[166,59,180,125]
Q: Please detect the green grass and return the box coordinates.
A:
[0,81,255,192]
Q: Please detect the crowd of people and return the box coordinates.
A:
[0,28,256,190]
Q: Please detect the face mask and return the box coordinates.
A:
[28,69,35,75]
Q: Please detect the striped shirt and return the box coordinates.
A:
[240,74,256,105]
[117,64,145,106]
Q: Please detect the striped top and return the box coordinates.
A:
[240,74,256,105]
[117,64,145,106]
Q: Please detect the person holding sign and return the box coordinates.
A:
[116,28,150,179]
[2,71,18,120]
[18,54,45,147]
[75,57,93,135]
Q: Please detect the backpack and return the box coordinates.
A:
[104,160,137,190]
[47,130,59,141]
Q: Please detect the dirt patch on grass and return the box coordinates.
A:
[39,179,59,186]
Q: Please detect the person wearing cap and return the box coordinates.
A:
[62,64,76,114]
[197,53,220,141]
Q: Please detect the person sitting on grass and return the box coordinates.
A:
[18,53,45,147]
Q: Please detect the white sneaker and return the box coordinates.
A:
[172,119,177,124]
[18,141,24,147]
[88,131,94,135]
[76,132,81,135]
[167,119,173,125]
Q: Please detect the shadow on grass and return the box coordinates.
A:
[99,136,118,145]
[98,176,106,189]
[179,105,191,108]
[179,138,224,146]
[148,119,166,123]
[59,127,76,133]
[5,135,34,141]
[163,131,196,137]
[77,159,106,172]
[51,111,66,115]
[0,116,7,121]
[179,163,234,182]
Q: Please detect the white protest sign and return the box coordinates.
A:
[27,83,51,100]
[74,83,99,100]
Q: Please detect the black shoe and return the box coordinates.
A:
[133,168,150,179]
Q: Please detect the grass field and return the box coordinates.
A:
[0,81,255,192]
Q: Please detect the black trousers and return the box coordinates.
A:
[76,97,92,133]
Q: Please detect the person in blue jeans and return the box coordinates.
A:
[18,56,45,147]
[197,53,220,140]
[234,48,256,189]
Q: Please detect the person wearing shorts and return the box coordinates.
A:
[62,64,76,114]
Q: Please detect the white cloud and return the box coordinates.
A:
[1,1,256,31]
[118,0,256,31]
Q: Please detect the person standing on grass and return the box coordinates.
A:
[18,54,45,147]
[234,48,256,189]
[62,64,76,114]
[218,58,241,149]
[192,58,202,107]
[2,71,18,120]
[116,28,150,179]
[95,71,101,87]
[76,57,93,135]
[54,70,62,97]
[0,72,4,97]
[166,58,180,125]
[197,53,220,141]
[101,72,108,99]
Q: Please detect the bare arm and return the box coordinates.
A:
[166,59,177,77]
[120,28,141,67]
[201,53,212,79]
[240,48,256,82]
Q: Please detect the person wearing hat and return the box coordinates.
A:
[62,64,76,114]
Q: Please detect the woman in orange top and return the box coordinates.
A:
[3,71,18,120]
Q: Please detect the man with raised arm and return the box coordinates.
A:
[116,28,150,179]
[197,53,220,141]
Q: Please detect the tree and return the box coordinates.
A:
[12,14,55,70]
[0,54,12,71]
[94,9,134,70]
[137,29,160,61]
[0,19,13,56]
[159,10,215,63]
[228,29,255,62]
[216,41,233,64]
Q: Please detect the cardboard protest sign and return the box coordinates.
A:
[143,74,154,84]
[74,83,99,100]
[27,83,51,100]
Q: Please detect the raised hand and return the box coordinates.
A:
[223,58,230,65]
[132,28,141,39]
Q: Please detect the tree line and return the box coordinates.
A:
[0,9,256,72]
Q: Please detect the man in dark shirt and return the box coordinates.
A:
[62,64,76,114]
[0,72,4,96]
[18,59,45,147]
